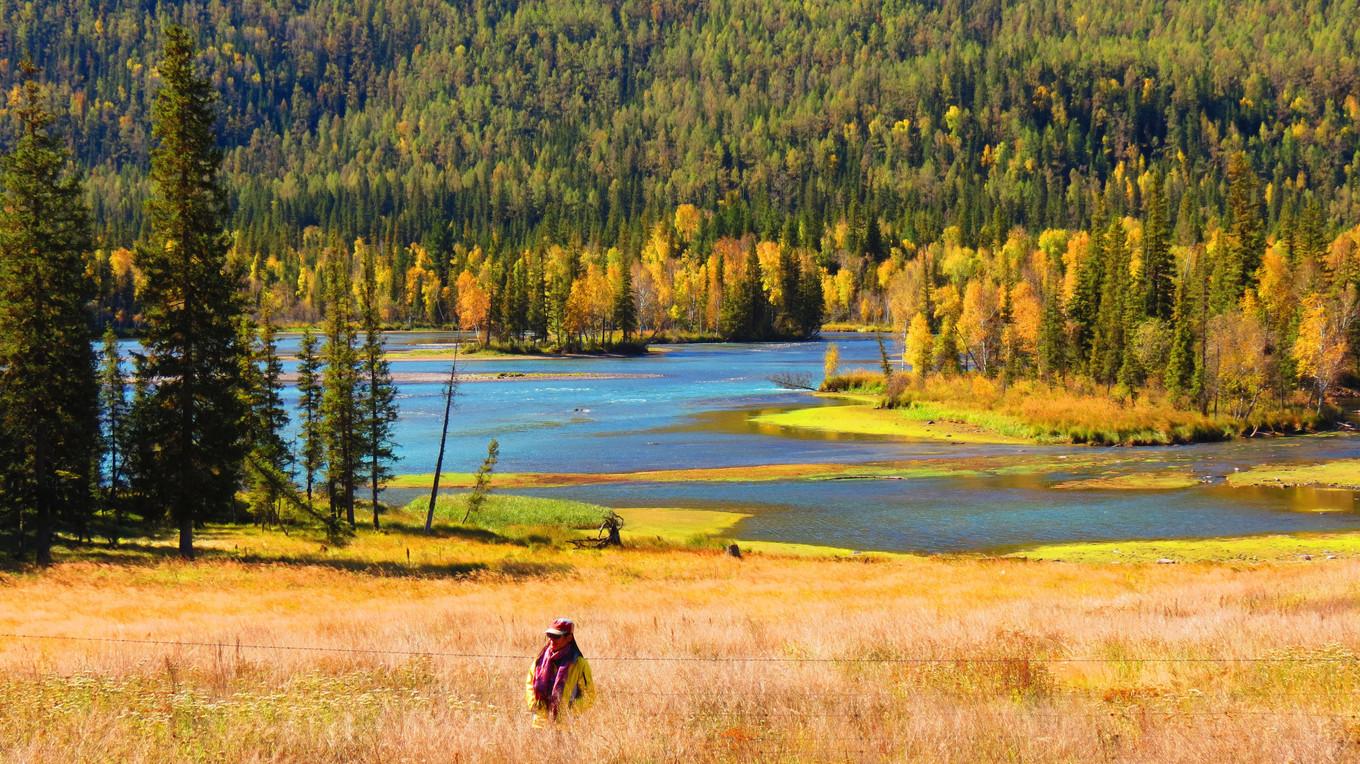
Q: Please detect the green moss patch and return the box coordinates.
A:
[751,404,1031,444]
[1226,459,1360,490]
[1053,471,1200,491]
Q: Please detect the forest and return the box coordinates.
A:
[0,0,1357,338]
[2,1,1360,562]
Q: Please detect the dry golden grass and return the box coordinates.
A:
[2,527,1359,762]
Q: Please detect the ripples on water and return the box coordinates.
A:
[121,332,1360,551]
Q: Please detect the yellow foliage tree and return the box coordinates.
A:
[905,312,934,380]
[1292,291,1357,411]
[455,269,489,341]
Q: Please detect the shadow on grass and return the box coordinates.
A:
[11,526,575,581]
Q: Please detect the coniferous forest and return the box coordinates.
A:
[2,0,1360,562]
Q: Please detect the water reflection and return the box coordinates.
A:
[115,331,1360,551]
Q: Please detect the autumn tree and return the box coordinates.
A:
[905,312,934,381]
[1292,290,1358,413]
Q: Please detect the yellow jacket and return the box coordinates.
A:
[525,651,595,716]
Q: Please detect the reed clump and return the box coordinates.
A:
[884,375,1324,445]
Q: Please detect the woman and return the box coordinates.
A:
[525,618,594,720]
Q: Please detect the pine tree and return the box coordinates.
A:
[1166,274,1197,399]
[98,326,128,543]
[135,28,248,557]
[1089,218,1129,385]
[244,303,290,524]
[124,353,161,526]
[1141,170,1173,319]
[359,241,399,529]
[296,329,324,508]
[796,257,824,338]
[719,245,771,340]
[933,318,963,374]
[528,254,548,341]
[1223,151,1264,303]
[1037,262,1067,381]
[1069,225,1105,361]
[320,250,362,529]
[612,258,638,342]
[0,65,99,564]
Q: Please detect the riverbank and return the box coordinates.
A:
[4,509,1357,761]
[800,373,1328,446]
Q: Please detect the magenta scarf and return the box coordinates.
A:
[532,640,579,705]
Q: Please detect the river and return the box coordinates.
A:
[123,332,1360,553]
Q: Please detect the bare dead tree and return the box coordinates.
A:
[768,372,816,391]
[424,344,459,532]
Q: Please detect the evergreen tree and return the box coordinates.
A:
[123,353,161,526]
[98,326,128,543]
[0,66,99,564]
[612,258,638,342]
[796,257,825,338]
[1037,262,1067,381]
[933,318,963,374]
[320,250,362,529]
[528,254,549,341]
[358,241,399,529]
[1069,224,1105,361]
[719,245,771,340]
[296,329,324,508]
[244,303,290,524]
[1222,151,1264,304]
[775,246,801,335]
[135,28,248,557]
[1141,170,1174,320]
[1089,218,1129,385]
[1166,275,1197,398]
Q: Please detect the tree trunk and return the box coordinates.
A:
[34,432,53,565]
[424,347,459,532]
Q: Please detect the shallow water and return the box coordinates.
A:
[121,332,1360,551]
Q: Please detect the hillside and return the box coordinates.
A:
[2,0,1357,255]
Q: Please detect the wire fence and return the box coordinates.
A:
[4,632,1358,665]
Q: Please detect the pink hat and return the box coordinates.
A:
[545,618,574,636]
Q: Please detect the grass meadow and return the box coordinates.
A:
[2,500,1359,762]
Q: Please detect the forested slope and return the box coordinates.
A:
[3,0,1357,254]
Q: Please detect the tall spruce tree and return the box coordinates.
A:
[1224,151,1264,302]
[1037,261,1067,381]
[1166,273,1198,399]
[1141,170,1174,320]
[358,241,399,529]
[528,255,548,341]
[1089,218,1129,385]
[612,258,638,342]
[296,329,324,508]
[135,28,248,557]
[244,303,290,524]
[98,326,128,543]
[719,245,771,340]
[0,66,99,564]
[320,250,361,528]
[1069,223,1106,361]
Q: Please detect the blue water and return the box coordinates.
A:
[119,332,1360,552]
